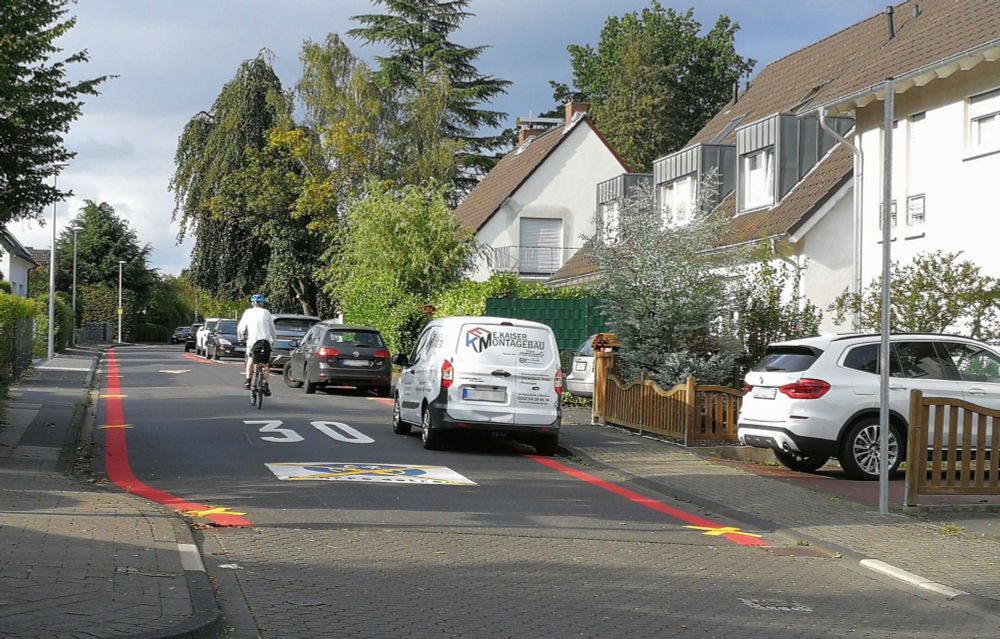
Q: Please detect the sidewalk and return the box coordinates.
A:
[0,346,220,639]
[559,406,1000,618]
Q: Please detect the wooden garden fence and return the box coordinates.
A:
[592,352,742,445]
[905,389,1000,507]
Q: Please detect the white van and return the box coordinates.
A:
[391,316,563,454]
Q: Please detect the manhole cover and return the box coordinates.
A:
[288,598,325,607]
[739,598,812,612]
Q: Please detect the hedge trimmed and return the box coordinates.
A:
[135,323,172,343]
[32,292,73,356]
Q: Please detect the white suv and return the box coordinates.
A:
[738,333,1000,480]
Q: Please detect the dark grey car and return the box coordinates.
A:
[283,323,391,396]
[270,314,321,369]
[206,319,245,360]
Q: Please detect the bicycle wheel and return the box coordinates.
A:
[254,366,264,410]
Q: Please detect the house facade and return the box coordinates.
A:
[1,230,39,297]
[456,103,629,282]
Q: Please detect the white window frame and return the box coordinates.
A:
[968,88,1000,155]
[878,200,897,230]
[659,174,696,225]
[600,201,620,243]
[741,147,775,211]
[906,194,925,226]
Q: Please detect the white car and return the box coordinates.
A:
[565,335,597,398]
[195,318,219,357]
[738,333,1000,480]
[391,316,562,454]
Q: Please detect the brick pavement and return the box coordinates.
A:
[0,347,219,639]
[557,409,1000,616]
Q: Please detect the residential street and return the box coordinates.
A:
[78,345,998,638]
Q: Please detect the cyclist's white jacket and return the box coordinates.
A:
[237,307,277,346]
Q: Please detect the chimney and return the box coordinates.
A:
[733,80,740,104]
[517,123,546,146]
[885,5,895,40]
[912,3,921,19]
[565,101,589,126]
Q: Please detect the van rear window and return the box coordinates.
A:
[752,347,821,373]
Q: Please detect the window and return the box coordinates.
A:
[941,342,1000,383]
[906,194,925,226]
[742,148,774,210]
[324,329,384,348]
[969,88,1000,154]
[600,202,619,243]
[519,217,563,274]
[843,344,879,374]
[659,174,696,224]
[878,200,897,230]
[752,346,820,373]
[891,342,954,380]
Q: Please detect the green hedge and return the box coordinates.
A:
[0,281,12,295]
[78,284,137,342]
[32,292,73,356]
[135,323,172,343]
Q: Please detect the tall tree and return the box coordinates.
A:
[349,0,511,191]
[565,1,753,169]
[55,200,155,305]
[169,52,282,300]
[0,0,108,224]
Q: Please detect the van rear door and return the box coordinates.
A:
[448,322,520,424]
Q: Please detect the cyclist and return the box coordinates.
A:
[237,294,277,396]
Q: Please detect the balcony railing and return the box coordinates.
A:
[491,246,580,277]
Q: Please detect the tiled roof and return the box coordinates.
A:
[0,230,40,266]
[548,241,598,285]
[25,247,49,268]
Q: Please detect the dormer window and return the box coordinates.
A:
[600,201,620,243]
[659,174,697,225]
[742,147,775,210]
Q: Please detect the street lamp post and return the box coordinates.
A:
[71,227,79,347]
[47,163,68,360]
[117,260,125,344]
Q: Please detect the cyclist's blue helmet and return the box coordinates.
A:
[250,294,265,305]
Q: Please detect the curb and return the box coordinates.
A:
[65,345,224,639]
[558,439,1000,621]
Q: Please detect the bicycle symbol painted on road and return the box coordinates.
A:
[265,462,478,485]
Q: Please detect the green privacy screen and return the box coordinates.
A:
[484,297,608,353]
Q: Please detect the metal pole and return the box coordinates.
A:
[118,260,124,344]
[47,174,58,360]
[72,229,78,347]
[879,79,894,515]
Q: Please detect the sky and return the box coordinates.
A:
[15,0,889,275]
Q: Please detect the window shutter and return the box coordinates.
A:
[519,218,563,274]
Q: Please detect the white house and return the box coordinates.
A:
[455,102,629,281]
[0,229,39,297]
[551,0,1000,335]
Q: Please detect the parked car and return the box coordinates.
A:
[195,318,219,357]
[206,319,245,360]
[283,322,391,397]
[184,323,202,352]
[171,326,190,344]
[391,316,562,454]
[737,333,1000,480]
[270,313,321,369]
[565,335,597,398]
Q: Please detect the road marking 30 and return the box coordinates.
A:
[245,420,374,444]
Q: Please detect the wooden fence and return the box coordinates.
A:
[592,353,742,445]
[905,390,1000,507]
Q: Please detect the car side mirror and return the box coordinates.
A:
[288,339,299,349]
[392,353,409,367]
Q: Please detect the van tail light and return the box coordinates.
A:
[742,383,753,394]
[318,347,339,358]
[441,359,454,389]
[779,378,830,399]
[374,350,390,359]
[555,368,564,395]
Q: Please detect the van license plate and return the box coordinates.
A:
[343,359,369,367]
[463,388,505,402]
[753,387,777,400]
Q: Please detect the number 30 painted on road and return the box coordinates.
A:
[244,420,374,444]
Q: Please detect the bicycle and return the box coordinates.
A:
[246,339,271,410]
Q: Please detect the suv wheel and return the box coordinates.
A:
[773,450,830,473]
[283,362,302,388]
[839,418,903,481]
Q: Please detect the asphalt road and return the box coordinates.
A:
[96,345,999,638]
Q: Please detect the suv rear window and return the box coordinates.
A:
[577,337,595,357]
[752,346,821,373]
[325,330,384,348]
[843,344,879,374]
[275,318,316,334]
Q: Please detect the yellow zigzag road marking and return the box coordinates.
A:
[183,507,247,518]
[684,525,763,538]
[100,394,127,398]
[97,424,132,429]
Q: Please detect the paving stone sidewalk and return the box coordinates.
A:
[0,347,220,639]
[558,408,1000,614]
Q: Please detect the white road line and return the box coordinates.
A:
[178,543,206,572]
[36,365,92,372]
[859,559,968,599]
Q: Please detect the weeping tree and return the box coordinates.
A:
[349,0,511,192]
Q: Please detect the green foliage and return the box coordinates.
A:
[135,323,172,343]
[729,246,822,376]
[144,276,194,330]
[0,293,34,381]
[0,293,35,324]
[586,187,739,387]
[32,292,73,355]
[829,251,1000,341]
[564,1,753,169]
[331,181,477,354]
[55,201,155,307]
[0,0,108,224]
[77,284,136,343]
[0,281,11,294]
[432,273,587,318]
[348,0,511,188]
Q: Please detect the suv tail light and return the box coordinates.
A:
[441,359,454,389]
[742,383,753,394]
[555,368,564,396]
[318,347,339,358]
[374,349,390,359]
[778,378,830,399]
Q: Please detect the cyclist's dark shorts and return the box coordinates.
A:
[250,339,272,364]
